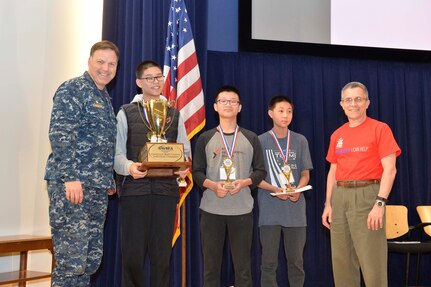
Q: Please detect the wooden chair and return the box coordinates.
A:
[386,205,431,287]
[416,206,431,237]
[416,205,431,285]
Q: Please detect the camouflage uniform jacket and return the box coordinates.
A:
[45,71,117,189]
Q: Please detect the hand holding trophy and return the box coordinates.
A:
[223,158,235,189]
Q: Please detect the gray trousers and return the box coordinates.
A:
[330,184,387,287]
[260,225,306,287]
[48,181,108,287]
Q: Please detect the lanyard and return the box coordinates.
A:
[217,125,239,159]
[269,129,290,164]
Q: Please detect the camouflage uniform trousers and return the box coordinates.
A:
[48,181,108,287]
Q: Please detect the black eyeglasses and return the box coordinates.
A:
[216,99,240,106]
[139,75,165,82]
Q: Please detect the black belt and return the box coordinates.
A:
[337,179,380,188]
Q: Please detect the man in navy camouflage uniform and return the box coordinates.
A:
[45,40,119,287]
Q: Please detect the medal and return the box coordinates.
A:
[217,125,239,189]
[270,130,295,192]
[281,164,291,173]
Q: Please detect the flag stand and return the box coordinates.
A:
[181,202,187,287]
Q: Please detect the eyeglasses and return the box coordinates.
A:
[341,97,368,104]
[139,75,164,82]
[216,99,240,106]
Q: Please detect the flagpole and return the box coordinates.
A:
[163,1,205,285]
[181,202,186,287]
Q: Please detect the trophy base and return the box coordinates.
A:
[138,161,191,178]
[137,142,189,178]
[283,187,296,193]
[223,182,235,190]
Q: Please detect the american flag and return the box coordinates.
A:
[163,0,205,246]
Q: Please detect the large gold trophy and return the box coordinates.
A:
[138,99,190,177]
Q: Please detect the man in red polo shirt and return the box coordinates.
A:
[322,81,401,287]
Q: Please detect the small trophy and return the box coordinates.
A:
[223,158,235,189]
[138,99,190,177]
[281,164,295,192]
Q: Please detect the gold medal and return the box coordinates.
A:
[281,164,291,174]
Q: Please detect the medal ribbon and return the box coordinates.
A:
[141,101,152,129]
[269,130,290,164]
[217,125,239,159]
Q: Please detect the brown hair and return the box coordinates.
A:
[90,40,120,60]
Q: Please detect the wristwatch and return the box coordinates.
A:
[375,196,388,207]
[375,199,386,207]
[376,195,388,203]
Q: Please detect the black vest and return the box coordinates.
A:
[119,102,180,197]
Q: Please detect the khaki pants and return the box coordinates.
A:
[330,184,387,287]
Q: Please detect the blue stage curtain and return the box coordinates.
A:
[101,0,208,113]
[94,0,431,286]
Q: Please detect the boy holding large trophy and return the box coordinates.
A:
[114,60,190,287]
[192,85,266,287]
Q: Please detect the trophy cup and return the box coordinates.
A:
[144,99,169,143]
[281,165,295,192]
[138,99,191,177]
[223,158,235,189]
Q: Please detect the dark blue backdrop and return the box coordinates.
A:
[92,0,431,286]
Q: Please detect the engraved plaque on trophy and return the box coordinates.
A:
[137,99,190,177]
